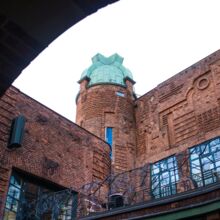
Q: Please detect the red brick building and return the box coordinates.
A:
[1,50,220,219]
[76,51,220,219]
[0,87,110,219]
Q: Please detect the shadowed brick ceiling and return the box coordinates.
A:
[0,0,118,97]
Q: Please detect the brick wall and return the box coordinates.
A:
[76,82,136,173]
[76,50,220,171]
[0,86,110,217]
[135,50,220,167]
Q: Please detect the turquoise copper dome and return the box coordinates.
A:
[79,53,134,87]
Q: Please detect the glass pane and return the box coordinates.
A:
[153,188,160,198]
[216,161,220,167]
[190,151,199,160]
[197,181,203,187]
[8,186,21,199]
[154,168,159,175]
[190,147,196,154]
[214,152,220,161]
[161,172,169,179]
[161,186,171,197]
[152,178,159,189]
[170,170,175,177]
[152,166,159,174]
[191,167,201,175]
[152,163,159,169]
[171,184,176,194]
[116,91,125,97]
[192,173,202,182]
[5,197,13,210]
[106,127,113,146]
[160,161,167,171]
[203,170,213,182]
[167,157,173,164]
[151,156,178,198]
[10,175,21,188]
[6,197,19,212]
[203,162,213,171]
[175,173,179,181]
[191,159,200,169]
[210,138,220,150]
[211,142,218,152]
[171,176,176,182]
[201,144,209,155]
[168,162,174,169]
[161,178,169,186]
[204,178,213,185]
[201,157,208,164]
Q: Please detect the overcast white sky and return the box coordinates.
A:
[13,0,220,122]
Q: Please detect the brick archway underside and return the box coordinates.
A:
[0,0,119,96]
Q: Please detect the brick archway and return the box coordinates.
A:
[0,0,119,96]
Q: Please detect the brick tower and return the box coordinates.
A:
[76,53,136,173]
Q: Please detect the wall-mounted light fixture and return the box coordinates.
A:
[8,115,25,149]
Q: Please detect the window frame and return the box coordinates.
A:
[150,155,179,199]
[3,172,76,220]
[189,136,220,187]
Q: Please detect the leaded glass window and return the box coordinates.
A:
[151,156,179,199]
[3,172,75,220]
[190,137,220,187]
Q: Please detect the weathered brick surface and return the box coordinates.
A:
[1,50,220,218]
[74,50,220,219]
[135,50,220,167]
[0,86,110,217]
[76,81,136,173]
[76,50,220,171]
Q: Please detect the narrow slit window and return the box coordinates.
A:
[105,127,113,159]
[116,91,125,97]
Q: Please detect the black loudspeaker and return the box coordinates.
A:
[8,115,25,148]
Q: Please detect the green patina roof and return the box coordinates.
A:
[79,53,134,86]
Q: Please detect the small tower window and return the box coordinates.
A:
[105,127,113,159]
[116,91,125,97]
